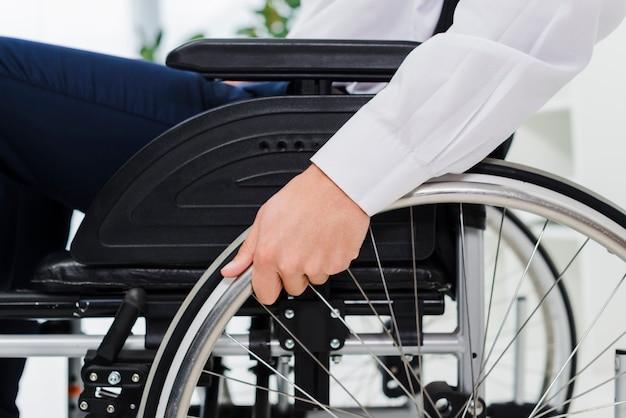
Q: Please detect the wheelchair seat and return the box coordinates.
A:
[30,39,490,313]
[31,40,418,287]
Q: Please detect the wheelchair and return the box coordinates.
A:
[1,38,626,418]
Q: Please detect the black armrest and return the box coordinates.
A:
[166,39,418,82]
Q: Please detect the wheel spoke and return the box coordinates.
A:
[140,161,626,418]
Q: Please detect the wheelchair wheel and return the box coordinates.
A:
[139,159,626,418]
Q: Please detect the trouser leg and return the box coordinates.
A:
[0,357,26,418]
[0,320,40,418]
[0,176,72,291]
[0,36,251,416]
[0,36,232,416]
[0,36,288,415]
[0,36,258,210]
[0,177,70,417]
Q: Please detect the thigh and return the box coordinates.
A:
[0,36,254,210]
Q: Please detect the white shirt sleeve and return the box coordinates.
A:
[287,0,444,42]
[290,0,626,216]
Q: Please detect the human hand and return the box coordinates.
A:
[220,164,370,305]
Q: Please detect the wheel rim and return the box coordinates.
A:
[141,167,626,418]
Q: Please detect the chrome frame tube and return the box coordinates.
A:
[0,334,145,357]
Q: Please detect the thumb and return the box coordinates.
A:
[220,224,258,278]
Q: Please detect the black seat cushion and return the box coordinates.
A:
[32,251,205,294]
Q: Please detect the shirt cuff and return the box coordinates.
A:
[311,106,433,216]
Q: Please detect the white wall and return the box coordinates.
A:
[0,0,137,56]
[572,21,626,208]
[0,0,263,58]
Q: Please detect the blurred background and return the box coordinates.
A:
[0,0,299,61]
[1,0,625,416]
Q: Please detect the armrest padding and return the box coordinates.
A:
[166,39,418,81]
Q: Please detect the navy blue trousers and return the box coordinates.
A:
[0,36,286,416]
